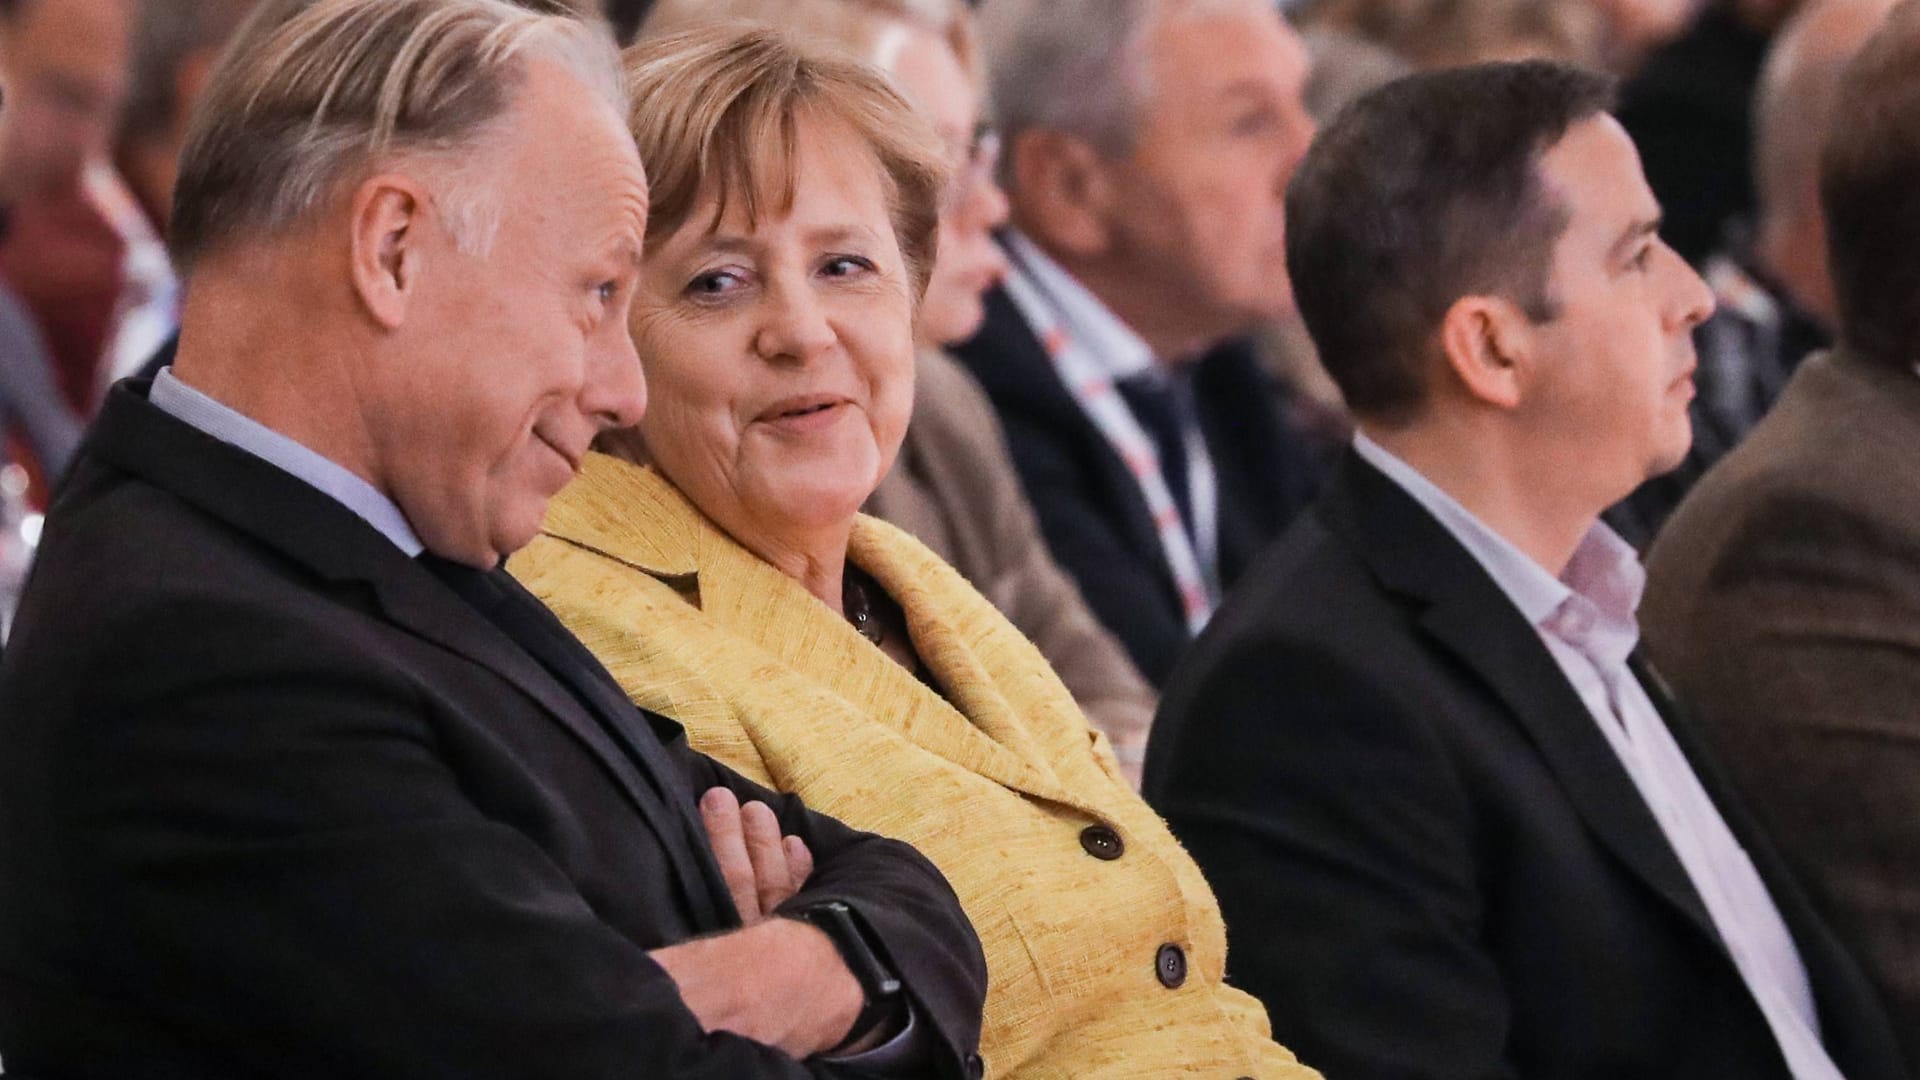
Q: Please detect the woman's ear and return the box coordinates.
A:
[1005,129,1116,260]
[347,174,431,331]
[1436,294,1535,411]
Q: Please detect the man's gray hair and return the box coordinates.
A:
[168,0,624,274]
[978,0,1160,160]
[977,0,1255,170]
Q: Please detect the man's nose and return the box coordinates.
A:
[1669,248,1715,331]
[587,328,647,430]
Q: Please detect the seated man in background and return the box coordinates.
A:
[953,0,1329,687]
[1610,0,1888,547]
[0,0,132,502]
[1144,60,1908,1080]
[1644,2,1920,1067]
[0,0,986,1075]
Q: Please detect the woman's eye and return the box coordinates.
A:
[688,270,742,296]
[821,255,875,278]
[596,281,619,303]
[1630,246,1654,272]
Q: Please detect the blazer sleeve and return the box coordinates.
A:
[1647,495,1920,1065]
[55,593,966,1080]
[676,741,990,1079]
[1146,633,1523,1080]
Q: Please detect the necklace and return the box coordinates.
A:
[842,568,885,647]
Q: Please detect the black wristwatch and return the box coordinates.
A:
[791,900,903,1052]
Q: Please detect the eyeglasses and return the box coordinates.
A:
[942,123,1001,213]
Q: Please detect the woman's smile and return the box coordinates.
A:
[754,392,857,435]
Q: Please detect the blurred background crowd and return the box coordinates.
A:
[0,0,1854,623]
[1,0,1916,1075]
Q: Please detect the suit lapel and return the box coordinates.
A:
[1328,451,1720,941]
[848,517,1092,808]
[1636,651,1899,1068]
[695,507,1079,807]
[384,566,727,923]
[89,386,727,926]
[543,456,1082,807]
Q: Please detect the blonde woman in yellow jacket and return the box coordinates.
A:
[512,25,1318,1080]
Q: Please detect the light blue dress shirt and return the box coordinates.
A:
[149,367,424,556]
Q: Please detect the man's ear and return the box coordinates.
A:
[1436,294,1536,411]
[1006,129,1117,259]
[347,174,431,331]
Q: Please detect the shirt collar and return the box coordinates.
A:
[149,366,426,557]
[1351,431,1645,662]
[1004,229,1158,382]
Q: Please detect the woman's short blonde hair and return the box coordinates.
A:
[642,0,978,86]
[624,23,948,299]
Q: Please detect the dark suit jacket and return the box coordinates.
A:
[1644,347,1920,1073]
[0,382,987,1078]
[952,286,1322,687]
[1143,450,1908,1080]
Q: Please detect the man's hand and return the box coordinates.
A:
[698,786,814,923]
[647,788,876,1058]
[649,908,867,1059]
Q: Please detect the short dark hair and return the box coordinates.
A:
[1821,3,1920,366]
[1285,60,1616,422]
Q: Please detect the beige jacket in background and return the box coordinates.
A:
[866,348,1157,784]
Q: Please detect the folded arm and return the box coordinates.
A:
[48,598,978,1079]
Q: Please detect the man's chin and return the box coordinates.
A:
[1644,435,1694,483]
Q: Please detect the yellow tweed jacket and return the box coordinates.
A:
[510,455,1318,1080]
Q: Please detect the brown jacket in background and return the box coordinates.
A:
[1643,347,1920,1072]
[867,348,1157,784]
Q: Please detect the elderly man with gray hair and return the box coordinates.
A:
[0,0,987,1075]
[953,0,1328,688]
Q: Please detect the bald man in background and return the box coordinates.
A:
[1609,0,1884,546]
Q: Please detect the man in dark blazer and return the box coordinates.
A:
[1145,60,1908,1080]
[953,0,1326,687]
[0,1,986,1076]
[1643,5,1920,1069]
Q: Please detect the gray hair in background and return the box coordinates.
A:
[976,0,1161,161]
[168,0,623,275]
[117,0,257,150]
[977,0,1268,175]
